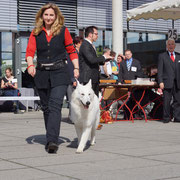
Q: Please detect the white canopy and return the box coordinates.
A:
[127,0,180,21]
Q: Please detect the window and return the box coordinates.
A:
[21,37,29,71]
[127,32,166,44]
[105,30,112,49]
[1,32,12,76]
[93,30,103,56]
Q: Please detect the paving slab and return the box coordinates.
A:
[0,109,180,180]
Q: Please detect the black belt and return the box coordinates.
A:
[36,59,66,71]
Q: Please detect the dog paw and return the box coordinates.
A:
[90,138,96,146]
[76,149,83,153]
[90,142,95,146]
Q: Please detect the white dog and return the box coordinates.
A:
[70,79,100,153]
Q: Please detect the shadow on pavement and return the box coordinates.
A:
[26,134,71,146]
[61,117,74,125]
[67,138,91,152]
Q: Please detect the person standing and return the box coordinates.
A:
[118,49,143,119]
[118,49,143,83]
[116,54,124,69]
[158,38,180,123]
[67,36,82,121]
[67,36,83,89]
[26,3,79,153]
[79,26,111,97]
[100,48,112,79]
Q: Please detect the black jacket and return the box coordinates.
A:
[79,40,105,83]
[118,58,143,83]
[158,51,180,89]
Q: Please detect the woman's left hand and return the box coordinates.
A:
[73,81,77,87]
[74,69,79,79]
[113,71,119,75]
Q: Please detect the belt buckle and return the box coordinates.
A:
[44,67,51,70]
[42,63,54,66]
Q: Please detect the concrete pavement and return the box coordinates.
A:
[0,108,180,180]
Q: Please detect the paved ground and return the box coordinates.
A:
[0,109,180,180]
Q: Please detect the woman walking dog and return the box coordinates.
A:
[26,3,79,153]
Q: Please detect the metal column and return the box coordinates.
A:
[13,33,22,88]
[112,0,123,54]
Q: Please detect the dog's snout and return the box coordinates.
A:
[86,101,90,106]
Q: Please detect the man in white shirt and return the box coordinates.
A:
[100,48,112,79]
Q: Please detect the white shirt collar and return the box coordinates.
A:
[168,51,175,56]
[85,38,93,45]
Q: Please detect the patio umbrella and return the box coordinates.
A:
[127,0,180,21]
[126,0,180,54]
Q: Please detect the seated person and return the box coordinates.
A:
[1,67,23,114]
[145,65,163,119]
[124,64,163,119]
[110,50,119,80]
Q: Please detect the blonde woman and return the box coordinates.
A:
[26,3,79,153]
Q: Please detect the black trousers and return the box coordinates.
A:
[92,83,99,97]
[163,84,180,122]
[37,84,68,144]
[124,89,162,119]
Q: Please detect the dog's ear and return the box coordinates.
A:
[87,79,92,88]
[75,79,83,89]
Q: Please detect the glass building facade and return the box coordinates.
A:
[0,0,178,86]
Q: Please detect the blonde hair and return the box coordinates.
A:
[33,3,64,36]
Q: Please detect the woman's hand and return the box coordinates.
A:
[112,71,119,75]
[157,88,163,95]
[159,82,164,90]
[8,82,13,87]
[74,69,79,79]
[72,59,79,79]
[27,66,36,77]
[27,57,36,77]
[73,81,77,87]
[5,82,8,87]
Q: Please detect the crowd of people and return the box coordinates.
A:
[68,31,176,125]
[100,50,124,80]
[0,3,179,154]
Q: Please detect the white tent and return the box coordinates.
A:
[127,0,180,21]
